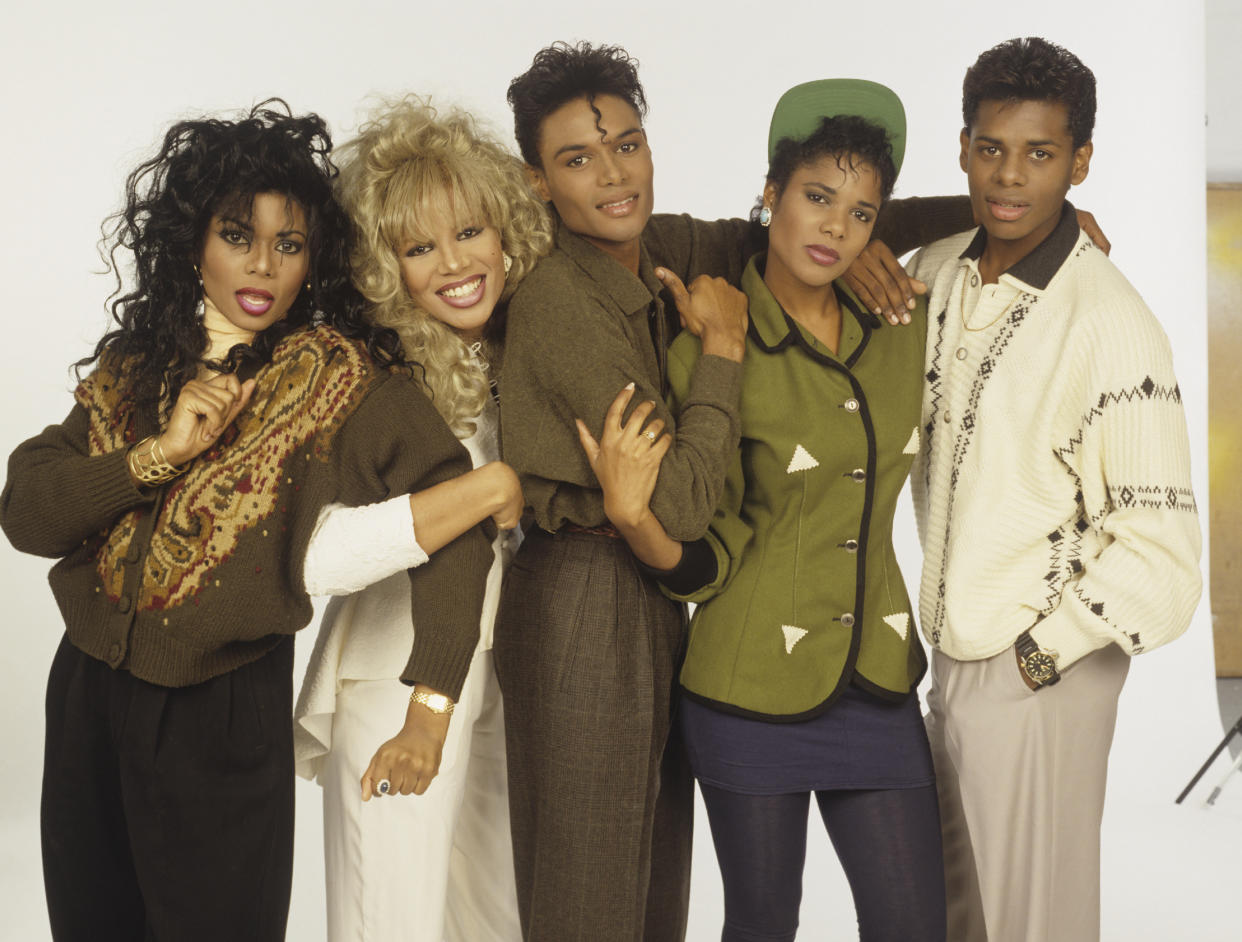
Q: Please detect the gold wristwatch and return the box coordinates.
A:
[1016,630,1060,688]
[410,689,455,715]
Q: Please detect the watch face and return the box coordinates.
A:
[425,694,451,713]
[1024,652,1056,684]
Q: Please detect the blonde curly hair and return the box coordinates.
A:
[336,96,552,436]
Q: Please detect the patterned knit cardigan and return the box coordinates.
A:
[1,326,492,698]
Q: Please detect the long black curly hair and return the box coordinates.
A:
[79,99,404,425]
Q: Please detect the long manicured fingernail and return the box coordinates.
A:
[625,381,635,390]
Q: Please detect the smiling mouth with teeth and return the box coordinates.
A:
[600,195,637,210]
[439,276,484,299]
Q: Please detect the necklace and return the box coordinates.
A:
[469,340,501,406]
[957,266,1019,333]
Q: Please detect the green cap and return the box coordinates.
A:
[767,78,906,174]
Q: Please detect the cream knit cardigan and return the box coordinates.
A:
[908,227,1201,670]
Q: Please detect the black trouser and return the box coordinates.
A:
[700,782,946,942]
[42,635,295,942]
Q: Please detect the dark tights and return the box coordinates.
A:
[700,782,946,942]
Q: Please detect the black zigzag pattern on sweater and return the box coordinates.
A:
[927,294,1035,645]
[921,307,949,497]
[1053,377,1184,468]
[1041,508,1089,615]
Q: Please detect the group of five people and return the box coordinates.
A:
[2,33,1200,942]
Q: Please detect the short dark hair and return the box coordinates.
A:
[762,114,898,217]
[962,37,1096,148]
[507,41,648,168]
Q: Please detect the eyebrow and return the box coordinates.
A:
[805,181,879,214]
[551,126,644,161]
[217,215,307,238]
[975,134,1061,148]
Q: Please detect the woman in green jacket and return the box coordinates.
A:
[579,80,945,942]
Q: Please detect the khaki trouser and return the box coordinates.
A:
[926,643,1129,942]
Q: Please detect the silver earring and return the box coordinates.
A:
[758,206,772,228]
[193,265,205,319]
[502,253,513,275]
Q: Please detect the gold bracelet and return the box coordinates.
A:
[409,689,455,715]
[127,435,188,487]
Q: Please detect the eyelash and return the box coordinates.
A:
[805,193,871,223]
[404,227,482,257]
[564,139,640,168]
[979,145,1052,161]
[219,228,302,254]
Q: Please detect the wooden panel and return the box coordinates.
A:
[1209,183,1242,676]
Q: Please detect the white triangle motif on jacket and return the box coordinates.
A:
[902,427,920,455]
[883,613,910,641]
[782,624,808,654]
[787,445,819,474]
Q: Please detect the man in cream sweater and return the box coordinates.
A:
[907,38,1201,942]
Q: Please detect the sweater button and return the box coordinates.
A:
[840,613,856,628]
[850,468,866,483]
[117,595,132,614]
[970,273,979,287]
[844,539,859,553]
[843,398,859,413]
[943,411,951,424]
[955,347,968,361]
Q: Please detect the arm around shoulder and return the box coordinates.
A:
[330,375,492,701]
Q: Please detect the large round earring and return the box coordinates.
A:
[758,206,772,228]
[502,253,513,275]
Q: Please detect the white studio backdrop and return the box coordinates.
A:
[2,2,1235,939]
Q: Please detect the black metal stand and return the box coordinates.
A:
[1176,712,1242,804]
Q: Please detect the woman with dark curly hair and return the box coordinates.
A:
[0,100,492,942]
[293,96,551,942]
[582,81,947,942]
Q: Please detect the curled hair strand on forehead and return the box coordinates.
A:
[758,114,899,221]
[507,41,648,168]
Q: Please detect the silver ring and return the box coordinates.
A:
[377,778,391,796]
[643,429,658,443]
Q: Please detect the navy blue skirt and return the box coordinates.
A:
[679,683,935,795]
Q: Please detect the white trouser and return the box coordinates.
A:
[320,649,521,942]
[926,643,1129,942]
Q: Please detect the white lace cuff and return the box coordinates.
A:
[303,496,428,596]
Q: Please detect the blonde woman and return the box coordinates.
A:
[294,97,551,942]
